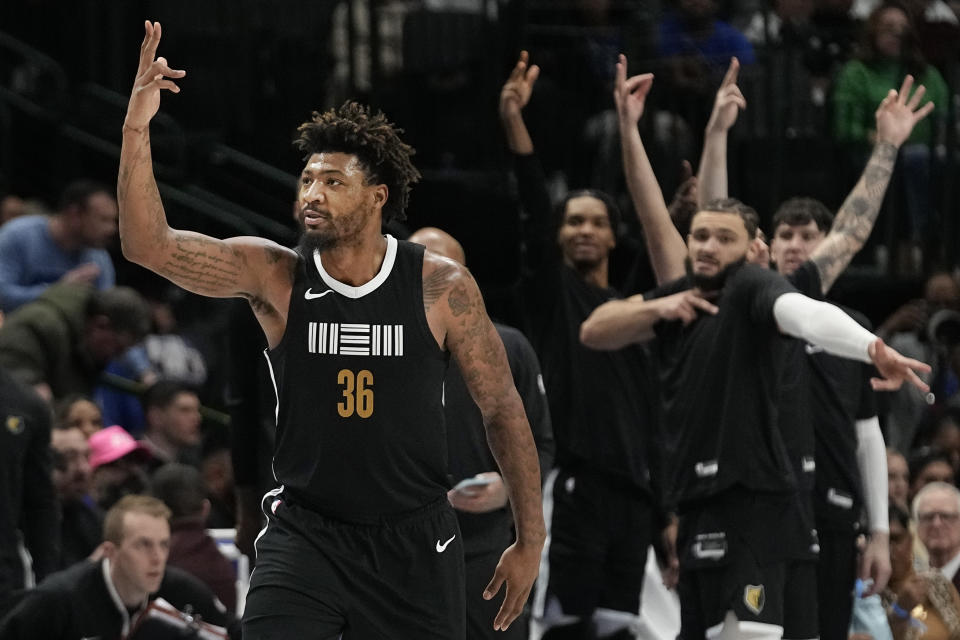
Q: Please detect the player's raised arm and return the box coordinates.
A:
[424,254,544,632]
[810,75,934,294]
[696,57,745,208]
[615,55,687,284]
[118,22,296,321]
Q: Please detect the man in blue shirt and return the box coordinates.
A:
[0,180,116,312]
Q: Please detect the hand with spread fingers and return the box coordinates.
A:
[483,541,541,631]
[875,74,936,147]
[705,57,746,136]
[613,53,654,128]
[499,50,540,122]
[867,338,931,392]
[124,21,186,131]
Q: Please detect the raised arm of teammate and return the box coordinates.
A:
[118,21,297,348]
[614,55,687,284]
[499,51,538,156]
[421,253,545,632]
[810,76,933,293]
[696,58,745,208]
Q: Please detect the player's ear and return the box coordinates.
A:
[373,184,388,208]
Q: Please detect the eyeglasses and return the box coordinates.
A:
[918,511,960,525]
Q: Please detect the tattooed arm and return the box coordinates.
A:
[811,76,935,295]
[119,22,295,346]
[422,253,545,632]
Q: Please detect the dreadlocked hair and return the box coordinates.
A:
[294,101,421,224]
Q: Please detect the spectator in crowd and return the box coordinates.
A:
[881,271,960,452]
[916,408,960,475]
[833,2,947,265]
[151,462,237,613]
[50,423,101,570]
[852,0,960,72]
[410,226,555,640]
[886,499,960,639]
[0,193,25,226]
[909,447,955,502]
[53,394,103,439]
[914,482,960,591]
[499,53,663,640]
[889,447,911,510]
[140,380,202,468]
[0,284,151,402]
[200,439,237,530]
[0,365,57,618]
[0,180,117,313]
[0,494,238,639]
[88,425,152,511]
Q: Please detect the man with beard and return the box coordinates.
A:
[609,55,933,640]
[580,196,930,640]
[500,53,662,640]
[116,22,544,639]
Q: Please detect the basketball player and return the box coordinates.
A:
[118,21,545,639]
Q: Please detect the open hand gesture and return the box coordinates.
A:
[705,57,746,136]
[125,21,185,131]
[614,54,654,127]
[868,337,931,392]
[875,75,935,148]
[499,51,539,121]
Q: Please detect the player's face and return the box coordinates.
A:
[556,196,615,270]
[916,490,960,559]
[109,512,170,599]
[770,221,824,275]
[687,211,751,277]
[297,152,385,252]
[51,427,92,502]
[78,192,119,249]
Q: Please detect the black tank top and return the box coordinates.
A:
[265,236,449,521]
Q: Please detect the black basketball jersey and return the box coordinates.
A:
[265,236,449,522]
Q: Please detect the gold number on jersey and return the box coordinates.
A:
[337,369,374,418]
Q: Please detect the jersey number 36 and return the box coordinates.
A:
[337,369,374,418]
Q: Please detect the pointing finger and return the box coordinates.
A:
[721,57,739,88]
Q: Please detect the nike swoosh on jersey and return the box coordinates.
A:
[436,534,456,553]
[304,288,335,300]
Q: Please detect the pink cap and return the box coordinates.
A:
[88,425,150,470]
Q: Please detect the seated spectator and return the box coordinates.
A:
[886,499,960,639]
[919,408,960,475]
[0,193,25,226]
[0,180,117,313]
[882,272,960,451]
[915,482,960,591]
[151,463,237,613]
[200,440,236,530]
[0,365,56,617]
[140,380,202,468]
[50,424,102,570]
[53,394,103,439]
[88,425,152,511]
[0,284,150,402]
[909,447,955,503]
[890,447,911,512]
[0,494,238,639]
[833,2,947,261]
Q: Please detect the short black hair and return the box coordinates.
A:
[699,197,759,239]
[908,446,953,485]
[142,380,197,414]
[554,189,622,232]
[771,197,834,234]
[889,500,911,529]
[151,462,206,519]
[293,101,421,224]
[86,287,151,341]
[58,180,113,212]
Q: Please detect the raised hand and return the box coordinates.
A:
[614,54,654,127]
[125,21,185,131]
[867,337,932,392]
[875,75,935,147]
[499,51,539,121]
[705,57,746,136]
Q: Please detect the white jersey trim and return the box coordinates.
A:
[313,234,398,299]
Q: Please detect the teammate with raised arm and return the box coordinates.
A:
[118,21,544,639]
